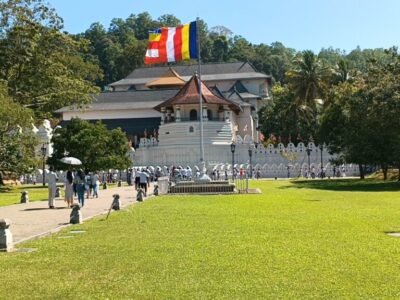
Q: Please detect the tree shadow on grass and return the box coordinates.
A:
[280,179,400,192]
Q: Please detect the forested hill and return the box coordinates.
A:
[75,12,389,88]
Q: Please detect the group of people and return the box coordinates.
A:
[63,170,100,207]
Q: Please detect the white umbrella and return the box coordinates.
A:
[60,157,82,165]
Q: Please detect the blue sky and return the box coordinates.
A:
[47,0,400,53]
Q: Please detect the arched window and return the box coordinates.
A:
[190,109,197,120]
[189,126,194,133]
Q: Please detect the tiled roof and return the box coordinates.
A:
[154,74,241,112]
[128,62,256,79]
[55,90,180,112]
[110,62,271,87]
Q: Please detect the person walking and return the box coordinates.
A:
[135,168,140,190]
[47,167,58,209]
[85,173,92,198]
[64,170,74,207]
[92,171,99,198]
[74,169,86,207]
[139,168,150,197]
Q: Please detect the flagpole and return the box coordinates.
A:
[196,18,210,181]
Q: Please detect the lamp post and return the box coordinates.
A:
[230,142,236,182]
[248,146,253,179]
[319,144,324,178]
[41,143,47,186]
[306,145,312,178]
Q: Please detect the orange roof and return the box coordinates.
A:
[154,74,240,112]
[145,67,186,88]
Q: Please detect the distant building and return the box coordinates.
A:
[56,62,271,149]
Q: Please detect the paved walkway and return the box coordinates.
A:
[0,184,154,245]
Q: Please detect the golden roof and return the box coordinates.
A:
[145,67,186,88]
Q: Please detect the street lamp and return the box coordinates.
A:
[306,145,312,178]
[319,144,324,178]
[248,146,253,179]
[230,142,236,181]
[41,143,47,186]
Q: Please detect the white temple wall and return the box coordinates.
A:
[133,140,360,178]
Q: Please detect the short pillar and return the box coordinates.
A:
[70,204,82,224]
[20,191,29,204]
[154,184,159,196]
[136,189,144,202]
[112,194,121,210]
[0,219,13,252]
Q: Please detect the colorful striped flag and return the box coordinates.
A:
[145,21,198,64]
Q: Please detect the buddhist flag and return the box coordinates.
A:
[145,21,198,64]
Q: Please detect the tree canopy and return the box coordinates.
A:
[47,118,131,172]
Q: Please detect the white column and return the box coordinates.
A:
[175,106,181,122]
[223,105,230,121]
[203,106,208,121]
[160,108,165,124]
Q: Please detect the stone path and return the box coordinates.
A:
[0,184,154,245]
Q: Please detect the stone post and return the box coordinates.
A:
[20,191,29,204]
[70,204,82,224]
[112,194,121,210]
[0,219,13,252]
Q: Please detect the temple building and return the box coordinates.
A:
[55,61,360,176]
[56,62,271,149]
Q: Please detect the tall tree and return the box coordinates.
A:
[0,0,102,118]
[0,82,37,184]
[48,118,131,172]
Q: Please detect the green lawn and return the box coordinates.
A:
[0,185,50,206]
[1,179,400,298]
[0,183,119,207]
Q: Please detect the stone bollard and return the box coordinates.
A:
[55,187,61,198]
[103,182,107,190]
[20,191,29,204]
[0,219,13,252]
[70,204,82,224]
[117,180,122,187]
[112,194,121,210]
[136,188,144,202]
[153,184,159,196]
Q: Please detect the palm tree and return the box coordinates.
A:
[285,50,331,123]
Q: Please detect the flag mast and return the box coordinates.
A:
[196,18,210,181]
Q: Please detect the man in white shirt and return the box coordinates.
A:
[139,169,150,196]
[47,167,58,208]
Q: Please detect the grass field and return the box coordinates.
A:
[0,185,50,207]
[1,179,400,298]
[0,183,119,207]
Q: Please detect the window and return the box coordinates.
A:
[190,109,197,120]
